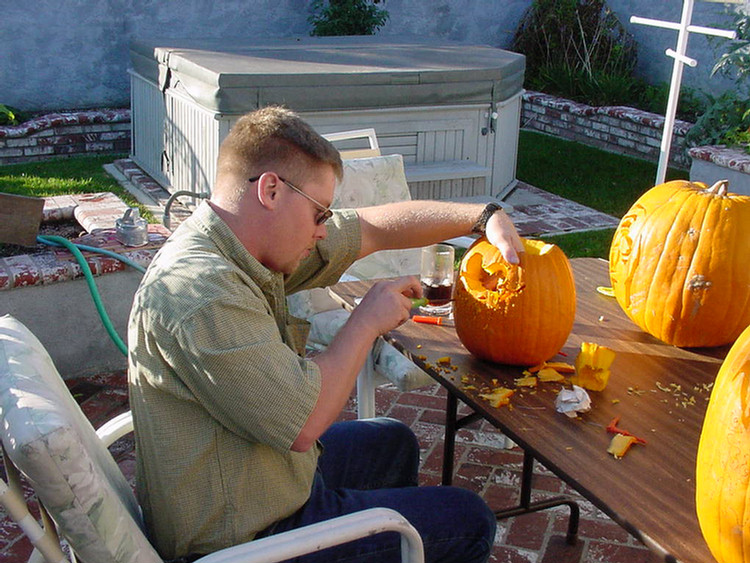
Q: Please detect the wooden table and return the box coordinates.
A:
[328,257,728,563]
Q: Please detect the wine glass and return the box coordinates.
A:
[419,243,455,316]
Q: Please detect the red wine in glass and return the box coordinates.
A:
[421,280,453,306]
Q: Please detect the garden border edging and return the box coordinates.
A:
[521,91,692,170]
[0,109,131,165]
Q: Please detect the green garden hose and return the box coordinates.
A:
[36,235,145,357]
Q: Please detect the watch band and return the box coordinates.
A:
[471,202,503,234]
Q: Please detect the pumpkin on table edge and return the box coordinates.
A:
[609,179,750,348]
[453,237,576,366]
[696,323,750,563]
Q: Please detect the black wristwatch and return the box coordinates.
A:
[471,202,503,234]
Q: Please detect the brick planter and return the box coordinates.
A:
[0,108,131,165]
[0,192,168,378]
[689,145,750,196]
[521,91,693,170]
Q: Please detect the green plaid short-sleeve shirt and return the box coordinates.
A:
[128,202,361,559]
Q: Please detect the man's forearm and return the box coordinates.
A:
[357,200,521,264]
[357,201,490,252]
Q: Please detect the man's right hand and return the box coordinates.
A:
[297,276,423,450]
[349,276,422,337]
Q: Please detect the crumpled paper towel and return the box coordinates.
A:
[555,385,592,418]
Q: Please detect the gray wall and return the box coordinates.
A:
[1,270,141,379]
[0,1,744,112]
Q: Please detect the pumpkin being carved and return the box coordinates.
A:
[696,323,750,563]
[609,179,750,348]
[453,237,576,366]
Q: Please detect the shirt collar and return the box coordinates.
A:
[189,201,283,293]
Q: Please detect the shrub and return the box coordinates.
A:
[309,0,389,36]
[512,0,706,121]
[512,0,638,87]
[0,104,28,126]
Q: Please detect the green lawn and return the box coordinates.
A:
[518,130,689,258]
[0,153,152,220]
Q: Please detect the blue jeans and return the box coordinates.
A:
[256,418,496,563]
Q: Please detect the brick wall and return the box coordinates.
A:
[521,91,693,170]
[0,98,693,169]
[0,109,131,165]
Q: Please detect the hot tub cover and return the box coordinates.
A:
[130,35,525,114]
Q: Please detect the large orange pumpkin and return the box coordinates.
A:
[696,323,750,562]
[609,179,750,348]
[453,237,576,366]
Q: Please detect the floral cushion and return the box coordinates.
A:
[287,154,429,391]
[288,154,420,320]
[0,315,162,563]
[333,153,412,209]
[335,154,420,281]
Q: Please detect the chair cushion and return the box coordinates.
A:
[0,315,162,563]
[287,154,420,321]
[336,154,420,281]
[334,154,412,209]
[288,154,429,391]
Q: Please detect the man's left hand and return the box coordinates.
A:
[486,209,524,264]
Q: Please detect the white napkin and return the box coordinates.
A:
[555,385,592,418]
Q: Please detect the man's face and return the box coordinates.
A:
[274,164,337,275]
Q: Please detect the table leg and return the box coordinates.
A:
[440,393,579,545]
[441,392,458,486]
[494,450,579,545]
[441,393,483,486]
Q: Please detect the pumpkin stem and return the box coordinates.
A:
[706,179,729,196]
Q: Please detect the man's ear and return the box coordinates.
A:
[256,173,279,210]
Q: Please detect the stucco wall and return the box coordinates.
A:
[0,0,744,112]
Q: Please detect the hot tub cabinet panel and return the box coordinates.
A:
[129,36,525,201]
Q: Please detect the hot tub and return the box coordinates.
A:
[129,35,525,201]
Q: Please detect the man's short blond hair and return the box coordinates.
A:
[215,106,343,195]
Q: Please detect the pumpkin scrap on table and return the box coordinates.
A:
[514,375,538,387]
[607,434,640,459]
[478,387,514,408]
[543,361,576,373]
[453,237,576,366]
[609,179,750,348]
[606,416,646,459]
[570,342,616,391]
[606,416,647,444]
[537,366,567,382]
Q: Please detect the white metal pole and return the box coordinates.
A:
[656,0,695,186]
[631,3,736,186]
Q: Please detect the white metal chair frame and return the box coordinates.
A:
[1,438,423,563]
[322,128,380,159]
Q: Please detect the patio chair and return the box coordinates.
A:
[0,314,425,563]
[287,146,438,419]
[323,128,381,159]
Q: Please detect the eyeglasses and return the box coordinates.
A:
[249,174,333,226]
